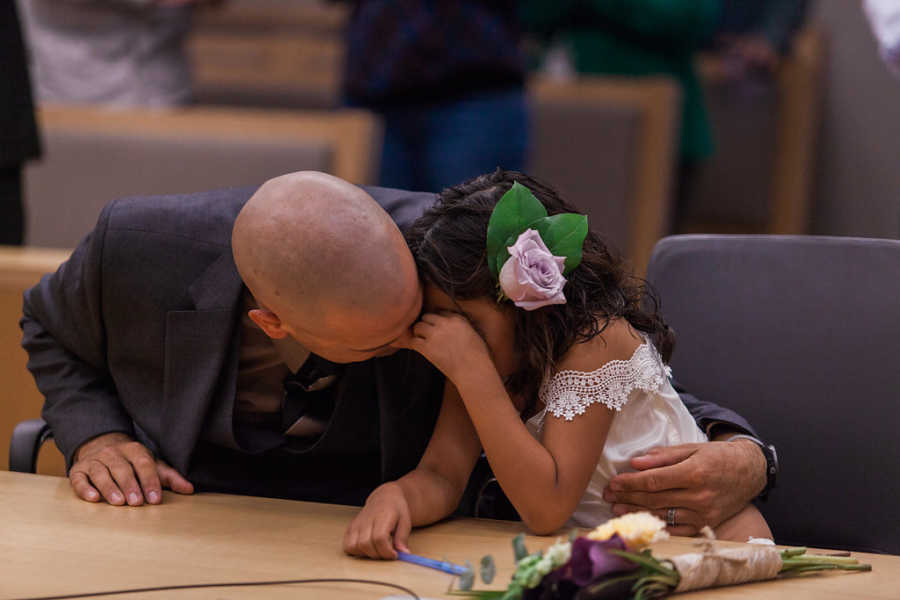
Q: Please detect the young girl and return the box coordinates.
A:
[343,171,770,559]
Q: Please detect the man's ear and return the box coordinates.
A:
[248,308,289,339]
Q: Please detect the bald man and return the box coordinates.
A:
[21,172,444,506]
[232,173,422,364]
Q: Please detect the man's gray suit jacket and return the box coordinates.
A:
[21,184,444,503]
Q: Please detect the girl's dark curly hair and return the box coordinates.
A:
[405,170,675,410]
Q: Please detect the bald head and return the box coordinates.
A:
[233,172,421,361]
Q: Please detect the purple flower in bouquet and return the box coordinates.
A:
[523,535,639,600]
[559,536,637,587]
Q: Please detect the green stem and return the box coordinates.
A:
[780,563,872,577]
[780,547,808,558]
[782,556,863,568]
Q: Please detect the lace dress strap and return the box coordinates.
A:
[539,342,672,421]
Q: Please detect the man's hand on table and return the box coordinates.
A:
[69,433,194,506]
[343,482,411,560]
[602,440,766,536]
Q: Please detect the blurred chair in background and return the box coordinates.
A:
[17,0,218,108]
[688,28,825,235]
[521,0,719,226]
[25,105,380,248]
[189,0,348,108]
[528,76,681,276]
[647,234,900,554]
[342,0,528,192]
[1,2,41,246]
[0,247,69,476]
[186,1,681,271]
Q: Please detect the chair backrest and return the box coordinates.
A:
[528,76,681,276]
[646,235,900,554]
[189,0,348,108]
[0,247,69,475]
[25,104,380,248]
[686,28,826,233]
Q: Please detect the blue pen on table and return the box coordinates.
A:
[396,551,469,575]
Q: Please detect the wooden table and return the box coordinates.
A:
[2,472,896,599]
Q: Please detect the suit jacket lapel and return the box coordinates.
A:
[162,250,243,473]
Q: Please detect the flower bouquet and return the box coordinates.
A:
[451,513,871,600]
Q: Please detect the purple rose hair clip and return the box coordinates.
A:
[486,182,588,311]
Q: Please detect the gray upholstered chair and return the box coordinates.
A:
[646,235,900,554]
[25,105,380,248]
[9,419,52,473]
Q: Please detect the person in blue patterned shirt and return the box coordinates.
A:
[342,0,529,193]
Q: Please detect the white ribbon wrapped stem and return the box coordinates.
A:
[671,546,782,592]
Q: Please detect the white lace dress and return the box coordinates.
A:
[525,338,707,528]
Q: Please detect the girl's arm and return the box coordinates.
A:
[401,312,629,535]
[455,365,614,534]
[344,380,482,559]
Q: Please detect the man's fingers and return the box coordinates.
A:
[157,461,194,495]
[609,454,698,494]
[104,452,145,506]
[611,503,702,535]
[84,460,126,505]
[121,443,163,504]
[607,466,685,495]
[394,511,412,553]
[627,444,701,472]
[69,470,101,502]
[604,486,698,511]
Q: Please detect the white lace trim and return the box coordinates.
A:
[539,342,672,421]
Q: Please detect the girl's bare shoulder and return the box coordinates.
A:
[555,318,644,374]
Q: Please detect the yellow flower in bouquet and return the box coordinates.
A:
[586,512,669,549]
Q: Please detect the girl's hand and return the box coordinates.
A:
[396,312,493,383]
[343,482,411,560]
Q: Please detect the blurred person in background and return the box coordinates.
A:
[708,0,809,78]
[1,1,41,245]
[864,0,900,77]
[341,0,528,192]
[520,1,720,225]
[17,0,217,108]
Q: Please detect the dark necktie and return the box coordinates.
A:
[281,354,342,434]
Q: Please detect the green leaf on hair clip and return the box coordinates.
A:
[532,213,588,275]
[486,182,547,278]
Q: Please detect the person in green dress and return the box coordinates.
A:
[520,1,720,166]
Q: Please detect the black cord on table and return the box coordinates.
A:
[10,578,420,600]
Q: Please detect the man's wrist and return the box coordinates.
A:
[724,433,778,500]
[73,432,134,462]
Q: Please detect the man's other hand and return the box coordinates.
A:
[602,441,766,536]
[69,433,194,506]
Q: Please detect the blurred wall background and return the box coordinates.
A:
[811,0,900,239]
